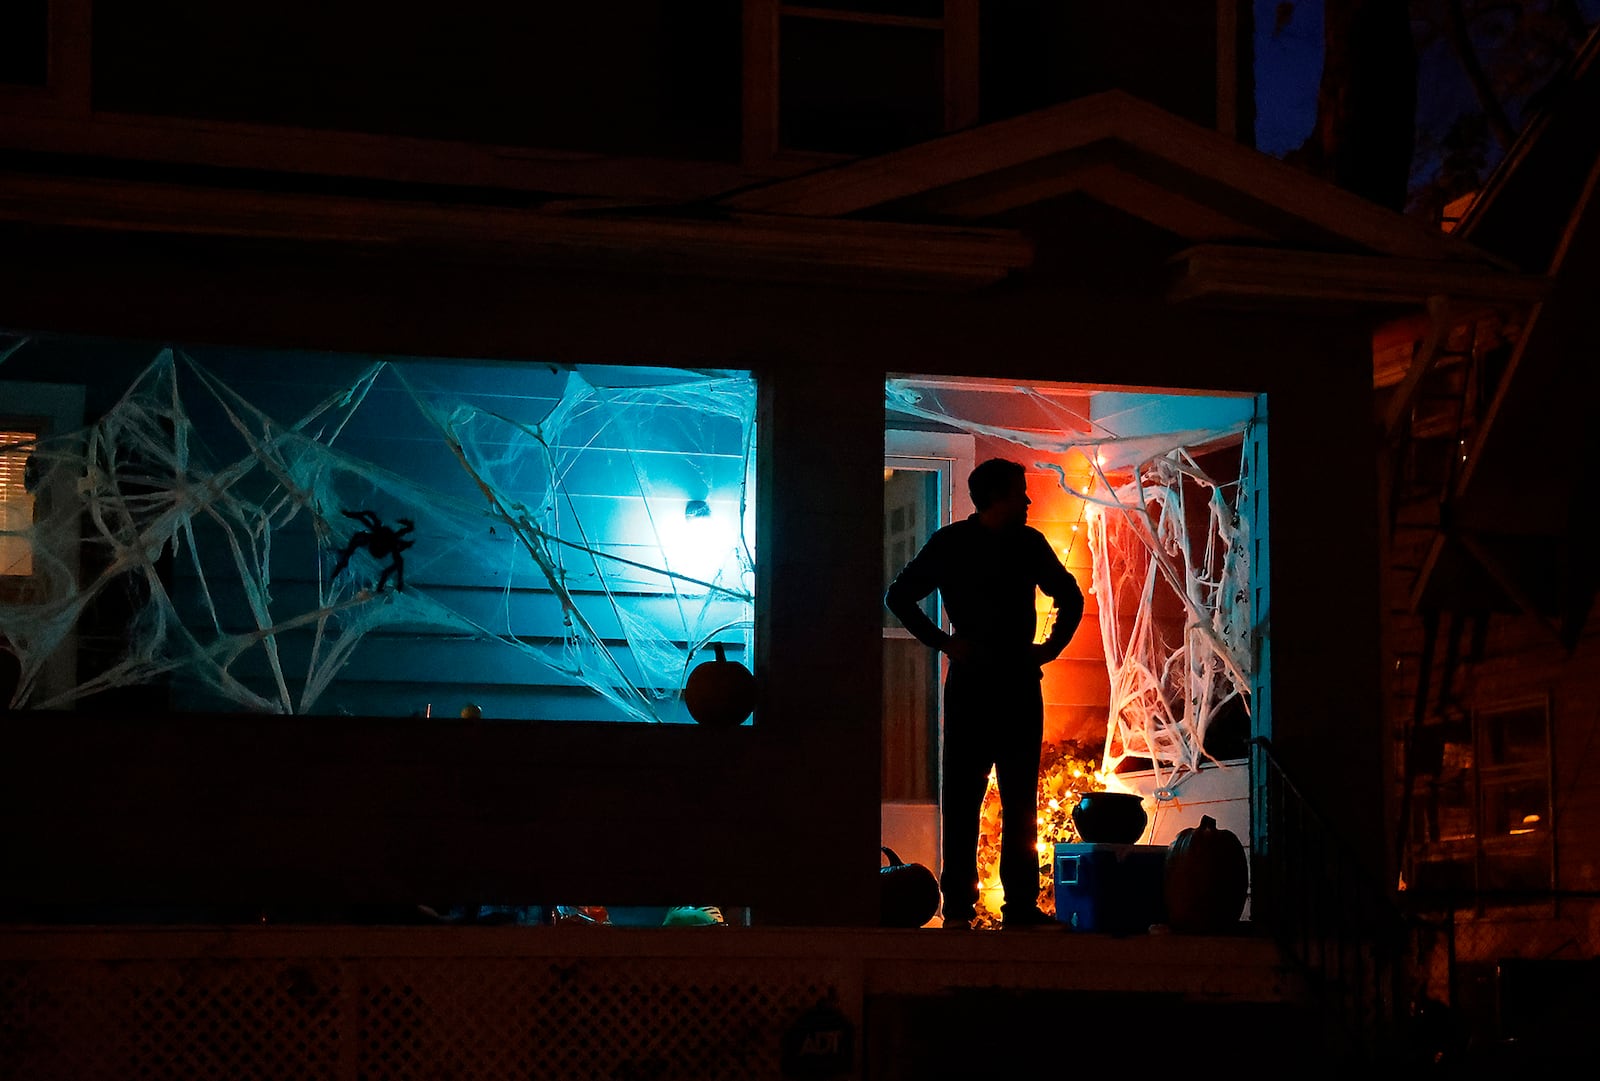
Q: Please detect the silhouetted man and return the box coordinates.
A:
[885,457,1084,930]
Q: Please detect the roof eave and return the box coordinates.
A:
[1169,245,1549,308]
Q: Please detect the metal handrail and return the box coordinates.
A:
[1249,736,1424,1064]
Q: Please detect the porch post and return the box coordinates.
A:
[754,358,885,926]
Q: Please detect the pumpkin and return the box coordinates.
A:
[684,642,756,727]
[1163,814,1249,933]
[879,846,941,928]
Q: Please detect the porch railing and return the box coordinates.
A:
[1249,736,1427,1064]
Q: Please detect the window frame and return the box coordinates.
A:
[1408,692,1555,912]
[742,0,978,165]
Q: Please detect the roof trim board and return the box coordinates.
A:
[723,90,1511,267]
[1169,246,1548,307]
[0,171,1035,289]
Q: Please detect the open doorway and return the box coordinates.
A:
[884,373,1264,926]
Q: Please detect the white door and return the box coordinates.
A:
[882,430,974,888]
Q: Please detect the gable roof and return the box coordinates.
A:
[718,90,1546,309]
[722,90,1504,267]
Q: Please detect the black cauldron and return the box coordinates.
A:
[1070,791,1149,844]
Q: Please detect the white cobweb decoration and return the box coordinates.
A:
[886,378,1258,794]
[0,342,755,720]
[1084,443,1254,792]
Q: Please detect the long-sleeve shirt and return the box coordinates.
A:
[884,516,1084,674]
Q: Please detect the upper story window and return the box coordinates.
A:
[91,4,745,160]
[1408,694,1555,907]
[763,1,974,158]
[0,1,48,87]
[3,3,1245,183]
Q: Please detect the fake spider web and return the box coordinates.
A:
[1084,445,1254,789]
[886,378,1259,795]
[0,340,755,721]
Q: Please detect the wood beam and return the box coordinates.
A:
[1382,294,1452,443]
[1170,246,1548,307]
[0,171,1035,289]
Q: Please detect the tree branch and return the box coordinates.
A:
[1442,0,1520,149]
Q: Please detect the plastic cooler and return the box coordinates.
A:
[1052,842,1167,933]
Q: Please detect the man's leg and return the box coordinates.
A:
[939,667,990,924]
[995,679,1045,921]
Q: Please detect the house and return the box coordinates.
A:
[0,2,1565,1073]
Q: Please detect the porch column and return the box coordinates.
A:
[754,359,884,926]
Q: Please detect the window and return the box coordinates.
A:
[0,380,85,708]
[0,339,754,720]
[746,0,978,162]
[92,5,743,159]
[1409,695,1554,905]
[0,0,48,87]
[0,429,37,577]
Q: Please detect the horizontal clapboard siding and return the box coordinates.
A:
[171,671,716,724]
[160,625,750,690]
[162,352,754,720]
[171,582,751,643]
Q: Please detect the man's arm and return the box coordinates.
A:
[884,543,951,654]
[1033,538,1085,665]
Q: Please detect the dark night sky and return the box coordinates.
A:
[1254,0,1325,157]
[1254,0,1600,200]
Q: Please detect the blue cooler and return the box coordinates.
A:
[1053,843,1167,933]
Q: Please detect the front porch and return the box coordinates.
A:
[0,922,1316,1079]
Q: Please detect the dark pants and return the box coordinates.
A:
[939,661,1044,921]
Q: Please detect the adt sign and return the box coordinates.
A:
[780,1000,854,1078]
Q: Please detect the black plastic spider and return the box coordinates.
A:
[330,509,415,591]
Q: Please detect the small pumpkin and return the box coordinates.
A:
[684,642,756,727]
[1163,814,1249,933]
[879,846,941,928]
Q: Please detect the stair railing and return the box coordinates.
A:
[1249,735,1441,1064]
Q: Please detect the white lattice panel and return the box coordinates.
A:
[1,958,344,1080]
[1,953,849,1081]
[357,957,844,1080]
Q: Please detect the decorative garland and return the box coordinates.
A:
[972,737,1105,929]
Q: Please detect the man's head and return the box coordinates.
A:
[969,458,1030,528]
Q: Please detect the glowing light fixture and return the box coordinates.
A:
[660,496,740,591]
